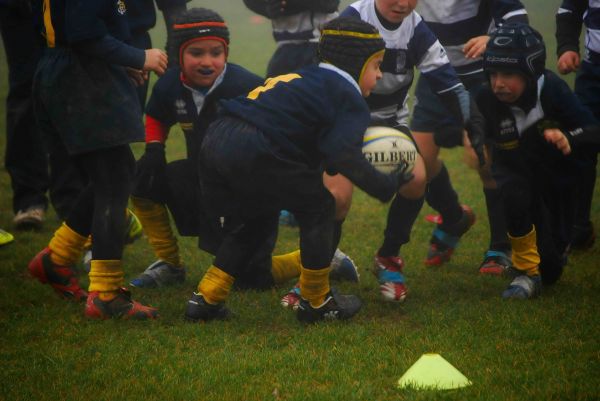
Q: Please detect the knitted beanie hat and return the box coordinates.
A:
[169,8,230,66]
[318,17,385,83]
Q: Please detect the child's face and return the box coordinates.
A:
[181,40,226,88]
[359,52,384,97]
[489,70,527,104]
[375,0,417,23]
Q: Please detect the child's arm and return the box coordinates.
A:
[556,0,586,74]
[66,1,167,74]
[465,1,529,59]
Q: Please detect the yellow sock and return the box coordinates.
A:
[198,266,235,305]
[89,260,124,300]
[83,236,92,251]
[131,196,181,267]
[509,226,540,277]
[271,250,302,284]
[48,222,88,266]
[299,265,332,308]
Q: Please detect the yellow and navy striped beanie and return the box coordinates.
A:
[319,17,385,83]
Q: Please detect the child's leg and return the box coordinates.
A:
[28,187,92,301]
[373,153,426,303]
[81,146,157,319]
[417,133,475,266]
[501,178,541,299]
[185,212,279,322]
[571,61,600,249]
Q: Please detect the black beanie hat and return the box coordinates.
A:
[169,8,230,66]
[319,17,385,83]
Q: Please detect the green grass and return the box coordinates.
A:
[0,1,598,400]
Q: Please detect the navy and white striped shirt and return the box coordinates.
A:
[272,11,338,45]
[341,0,462,126]
[417,0,528,76]
[557,0,600,64]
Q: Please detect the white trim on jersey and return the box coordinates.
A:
[318,62,361,94]
[510,75,545,136]
[502,9,528,20]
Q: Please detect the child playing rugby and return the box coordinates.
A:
[130,8,358,292]
[185,17,413,324]
[335,0,486,303]
[28,0,167,319]
[478,23,599,298]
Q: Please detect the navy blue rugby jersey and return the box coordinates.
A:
[219,63,371,171]
[145,63,263,160]
[476,70,597,165]
[342,0,461,126]
[32,0,145,68]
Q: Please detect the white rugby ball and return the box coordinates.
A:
[363,126,417,174]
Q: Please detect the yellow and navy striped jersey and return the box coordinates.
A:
[220,63,371,171]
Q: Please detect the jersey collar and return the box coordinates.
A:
[318,62,361,94]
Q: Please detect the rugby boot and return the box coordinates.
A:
[85,288,158,319]
[478,250,512,276]
[502,274,541,299]
[281,250,360,310]
[329,249,360,282]
[425,205,475,266]
[28,247,88,301]
[130,260,186,288]
[373,255,407,302]
[296,288,362,324]
[280,284,301,310]
[184,292,231,322]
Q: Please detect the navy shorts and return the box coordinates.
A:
[33,48,144,155]
[410,71,486,147]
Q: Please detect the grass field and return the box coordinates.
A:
[1,1,599,400]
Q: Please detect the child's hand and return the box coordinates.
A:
[463,35,489,59]
[126,68,148,87]
[543,128,571,155]
[144,48,168,75]
[557,51,580,74]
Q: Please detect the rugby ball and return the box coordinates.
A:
[363,126,417,174]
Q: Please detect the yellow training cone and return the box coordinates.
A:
[397,353,472,390]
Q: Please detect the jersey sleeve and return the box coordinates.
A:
[555,0,586,56]
[491,0,529,25]
[542,71,598,130]
[66,0,145,68]
[411,18,462,94]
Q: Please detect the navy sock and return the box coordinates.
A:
[378,194,424,257]
[426,164,462,229]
